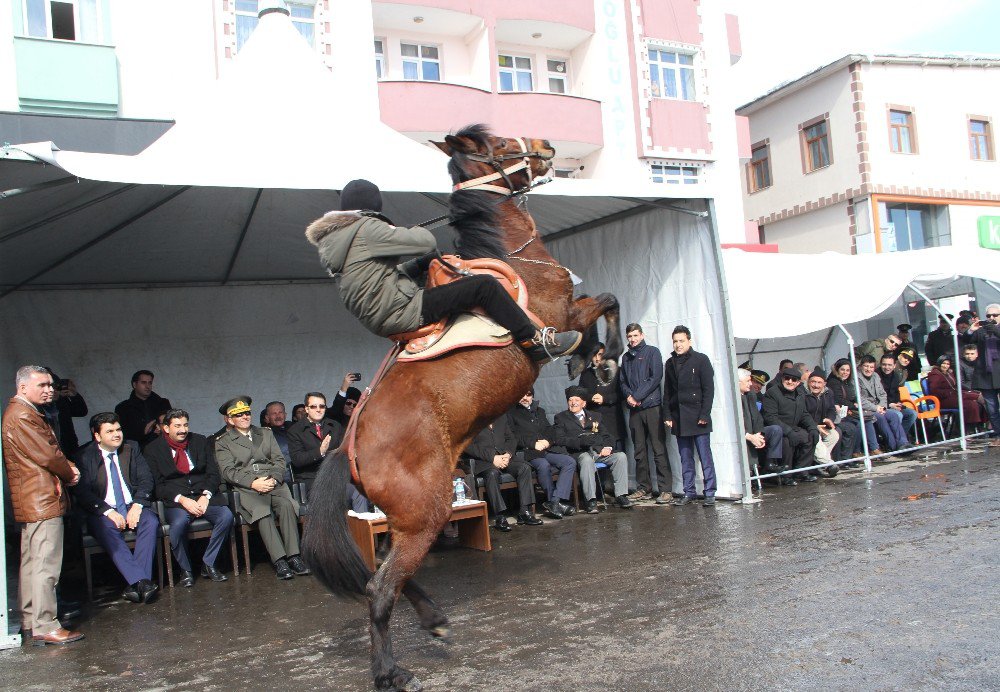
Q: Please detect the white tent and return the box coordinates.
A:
[0,10,746,508]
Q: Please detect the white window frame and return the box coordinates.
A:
[21,0,103,43]
[650,162,700,185]
[374,37,386,79]
[401,41,441,82]
[287,1,316,47]
[234,0,259,52]
[498,53,534,93]
[648,46,697,102]
[546,57,568,94]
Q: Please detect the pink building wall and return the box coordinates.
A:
[381,0,594,31]
[725,13,741,62]
[648,98,711,153]
[639,0,702,44]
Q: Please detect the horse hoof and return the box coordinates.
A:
[376,669,423,692]
[429,625,449,638]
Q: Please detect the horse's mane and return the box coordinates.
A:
[447,124,507,260]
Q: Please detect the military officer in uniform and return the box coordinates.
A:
[214,396,310,580]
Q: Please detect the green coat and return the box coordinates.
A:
[854,339,886,364]
[214,426,297,523]
[305,210,437,337]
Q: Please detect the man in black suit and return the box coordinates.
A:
[286,392,367,512]
[552,386,632,513]
[144,409,234,587]
[508,389,576,519]
[114,370,172,447]
[73,412,160,604]
[261,401,294,483]
[461,413,542,532]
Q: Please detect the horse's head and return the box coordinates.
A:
[433,124,555,194]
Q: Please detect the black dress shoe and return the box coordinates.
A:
[200,564,228,582]
[177,570,194,588]
[583,499,599,514]
[541,500,564,519]
[558,501,576,517]
[779,476,798,486]
[702,496,716,507]
[671,496,692,506]
[826,464,839,478]
[286,555,311,576]
[800,474,818,483]
[517,511,543,526]
[139,579,159,604]
[122,583,142,604]
[614,495,634,509]
[493,516,512,532]
[273,558,294,580]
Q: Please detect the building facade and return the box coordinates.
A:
[738,54,1000,256]
[0,0,752,243]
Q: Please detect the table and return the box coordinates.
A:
[347,501,492,572]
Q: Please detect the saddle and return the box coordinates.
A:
[389,255,542,359]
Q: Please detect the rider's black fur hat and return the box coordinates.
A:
[340,179,382,213]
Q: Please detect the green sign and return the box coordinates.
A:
[979,216,1000,249]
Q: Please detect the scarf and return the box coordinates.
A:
[164,434,191,474]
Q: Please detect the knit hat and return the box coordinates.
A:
[340,179,382,212]
[808,368,826,381]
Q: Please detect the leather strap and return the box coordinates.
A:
[342,342,402,484]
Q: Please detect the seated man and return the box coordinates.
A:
[508,389,577,519]
[145,409,235,587]
[895,324,922,380]
[460,412,542,532]
[803,369,841,478]
[878,354,917,443]
[261,401,294,483]
[73,412,160,604]
[738,368,785,481]
[305,178,581,361]
[761,368,820,483]
[287,392,367,512]
[765,359,794,392]
[552,386,633,512]
[214,396,310,580]
[857,355,908,452]
[854,334,901,365]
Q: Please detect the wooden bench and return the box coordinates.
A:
[347,501,492,572]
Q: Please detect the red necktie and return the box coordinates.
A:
[314,423,322,439]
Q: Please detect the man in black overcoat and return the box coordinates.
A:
[762,368,820,483]
[509,389,577,519]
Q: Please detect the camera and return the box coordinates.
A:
[350,372,362,381]
[54,378,69,391]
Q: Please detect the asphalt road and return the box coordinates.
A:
[3,444,998,691]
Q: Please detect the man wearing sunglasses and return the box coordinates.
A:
[762,368,821,483]
[966,305,1000,447]
[215,396,308,580]
[854,334,902,365]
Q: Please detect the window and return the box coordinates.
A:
[888,108,916,154]
[746,142,771,193]
[800,117,831,172]
[649,48,696,101]
[970,118,994,161]
[651,163,699,184]
[23,0,101,42]
[547,59,567,94]
[375,38,385,79]
[236,1,315,51]
[879,202,951,252]
[498,54,532,92]
[401,42,440,81]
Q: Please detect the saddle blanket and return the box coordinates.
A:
[397,312,512,362]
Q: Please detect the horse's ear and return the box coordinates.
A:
[443,134,474,154]
[432,140,452,155]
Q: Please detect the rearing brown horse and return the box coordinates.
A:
[301,124,621,692]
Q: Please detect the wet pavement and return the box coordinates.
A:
[3,444,998,691]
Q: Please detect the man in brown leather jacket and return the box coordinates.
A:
[2,365,83,645]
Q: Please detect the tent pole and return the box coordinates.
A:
[908,284,967,450]
[0,183,139,245]
[0,186,190,301]
[838,324,872,473]
[819,327,836,371]
[222,188,263,285]
[0,420,22,648]
[614,196,710,218]
[0,175,76,200]
[705,200,757,503]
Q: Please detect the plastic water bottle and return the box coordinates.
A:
[372,504,385,517]
[453,477,466,503]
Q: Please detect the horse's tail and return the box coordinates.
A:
[301,449,372,599]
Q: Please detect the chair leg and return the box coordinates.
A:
[156,537,164,587]
[241,525,252,575]
[229,528,240,577]
[571,473,579,509]
[84,550,93,602]
[163,536,174,588]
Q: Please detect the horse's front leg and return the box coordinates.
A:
[567,293,621,377]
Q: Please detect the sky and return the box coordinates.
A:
[730,0,1000,105]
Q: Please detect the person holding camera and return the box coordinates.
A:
[327,372,362,426]
[41,369,88,456]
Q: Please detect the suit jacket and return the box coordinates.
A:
[663,349,714,436]
[551,409,613,454]
[214,426,296,523]
[286,417,344,481]
[508,403,567,460]
[761,385,816,434]
[144,433,227,508]
[72,440,155,516]
[462,414,517,464]
[114,391,172,447]
[740,392,764,436]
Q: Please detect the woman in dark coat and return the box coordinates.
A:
[578,342,626,449]
[826,358,870,458]
[926,355,984,428]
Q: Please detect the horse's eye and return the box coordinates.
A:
[498,139,507,148]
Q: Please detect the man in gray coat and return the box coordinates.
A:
[214,396,309,580]
[304,179,581,361]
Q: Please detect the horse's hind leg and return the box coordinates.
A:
[402,578,449,637]
[368,526,439,692]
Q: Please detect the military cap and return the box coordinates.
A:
[750,370,769,386]
[896,323,912,332]
[220,396,253,416]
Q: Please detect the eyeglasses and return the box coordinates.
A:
[782,376,799,382]
[307,404,327,410]
[888,339,902,346]
[231,412,251,418]
[987,314,1000,319]
[344,400,357,407]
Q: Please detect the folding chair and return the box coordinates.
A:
[81,522,164,601]
[920,378,957,439]
[155,496,240,587]
[899,382,945,444]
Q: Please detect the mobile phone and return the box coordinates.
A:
[350,372,362,381]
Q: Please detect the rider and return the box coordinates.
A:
[306,179,581,362]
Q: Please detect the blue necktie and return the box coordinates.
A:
[108,452,128,517]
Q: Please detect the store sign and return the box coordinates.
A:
[978,216,1000,249]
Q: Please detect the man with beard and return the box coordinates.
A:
[509,389,577,519]
[114,370,172,448]
[762,367,820,483]
[803,369,841,477]
[145,409,234,587]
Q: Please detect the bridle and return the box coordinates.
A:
[451,137,552,198]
